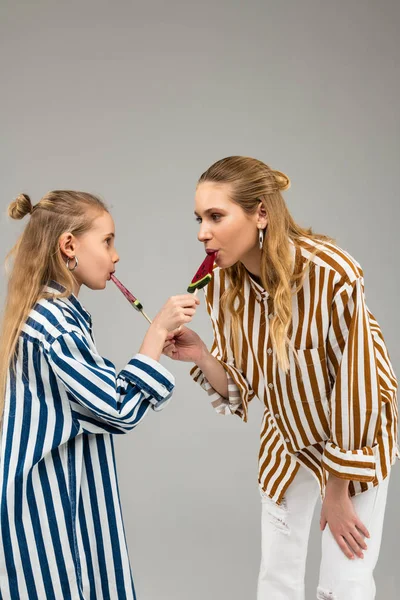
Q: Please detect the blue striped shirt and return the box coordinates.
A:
[0,281,175,599]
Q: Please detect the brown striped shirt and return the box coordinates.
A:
[190,238,399,504]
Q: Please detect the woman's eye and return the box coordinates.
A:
[105,238,111,245]
[211,214,221,221]
[195,217,202,224]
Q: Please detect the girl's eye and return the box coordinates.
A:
[195,217,202,224]
[105,238,112,246]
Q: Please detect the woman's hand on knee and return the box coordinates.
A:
[320,475,370,560]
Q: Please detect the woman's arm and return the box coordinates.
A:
[163,327,228,398]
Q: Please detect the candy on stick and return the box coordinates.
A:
[187,251,217,294]
[111,274,152,324]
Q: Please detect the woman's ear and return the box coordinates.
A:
[256,201,268,229]
[59,232,76,259]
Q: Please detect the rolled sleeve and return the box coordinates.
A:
[322,276,381,482]
[121,353,175,410]
[190,281,255,421]
[322,441,377,482]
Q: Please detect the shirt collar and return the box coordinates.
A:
[44,280,93,328]
[246,271,269,301]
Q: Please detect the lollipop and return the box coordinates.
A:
[111,274,152,324]
[187,251,217,294]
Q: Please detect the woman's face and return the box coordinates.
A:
[195,182,266,269]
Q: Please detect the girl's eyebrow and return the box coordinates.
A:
[194,208,225,217]
[104,232,115,237]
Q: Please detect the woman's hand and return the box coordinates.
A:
[320,476,370,560]
[163,326,208,363]
[152,295,200,336]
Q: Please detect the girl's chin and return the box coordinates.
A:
[85,281,107,290]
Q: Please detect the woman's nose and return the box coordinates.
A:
[198,223,212,242]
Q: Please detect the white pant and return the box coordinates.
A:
[257,465,389,600]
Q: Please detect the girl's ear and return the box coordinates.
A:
[59,232,77,259]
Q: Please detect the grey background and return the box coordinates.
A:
[1,0,399,598]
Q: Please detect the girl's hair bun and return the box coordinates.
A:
[8,194,34,220]
[272,170,291,191]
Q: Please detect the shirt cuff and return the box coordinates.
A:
[190,363,244,417]
[322,441,377,482]
[121,354,175,409]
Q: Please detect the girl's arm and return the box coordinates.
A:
[47,330,174,434]
[47,294,199,434]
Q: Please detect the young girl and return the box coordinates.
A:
[0,190,199,600]
[164,157,398,600]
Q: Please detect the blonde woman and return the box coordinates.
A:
[164,157,398,600]
[0,191,199,599]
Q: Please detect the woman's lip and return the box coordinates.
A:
[206,249,219,255]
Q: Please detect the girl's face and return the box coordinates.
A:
[61,211,120,292]
[194,182,266,269]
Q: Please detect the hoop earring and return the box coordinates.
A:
[258,228,265,250]
[66,256,79,271]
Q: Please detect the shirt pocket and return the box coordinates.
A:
[288,346,331,404]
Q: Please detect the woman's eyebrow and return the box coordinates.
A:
[194,208,224,217]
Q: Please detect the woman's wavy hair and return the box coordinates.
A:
[198,156,333,371]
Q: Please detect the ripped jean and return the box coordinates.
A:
[257,465,389,600]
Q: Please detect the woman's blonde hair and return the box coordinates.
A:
[0,190,107,421]
[198,156,333,372]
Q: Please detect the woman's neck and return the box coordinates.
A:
[240,247,262,279]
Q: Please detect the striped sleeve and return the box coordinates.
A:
[47,330,175,433]
[322,277,381,482]
[190,288,255,419]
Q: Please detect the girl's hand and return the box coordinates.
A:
[152,295,200,335]
[163,326,208,363]
[320,476,370,560]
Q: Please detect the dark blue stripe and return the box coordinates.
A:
[53,335,116,395]
[14,340,39,599]
[26,345,57,599]
[83,437,111,599]
[67,441,83,588]
[38,460,73,599]
[96,436,127,600]
[110,440,137,600]
[70,411,128,435]
[77,493,97,600]
[128,358,174,392]
[0,360,21,600]
[50,446,83,590]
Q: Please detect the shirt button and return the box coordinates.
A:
[267,348,272,355]
[275,414,280,419]
[285,438,290,443]
[268,383,274,389]
[268,313,274,319]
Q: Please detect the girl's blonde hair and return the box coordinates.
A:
[0,190,107,421]
[198,156,333,372]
